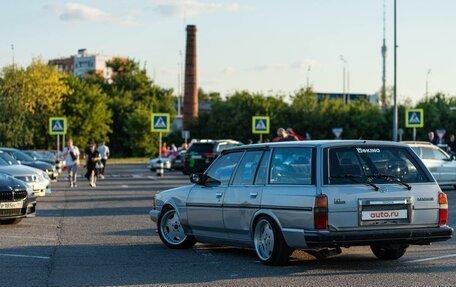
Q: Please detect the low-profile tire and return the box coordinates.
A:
[157,207,196,249]
[253,216,293,265]
[0,218,22,225]
[370,244,408,260]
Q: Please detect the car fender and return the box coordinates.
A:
[250,209,308,249]
[250,209,284,236]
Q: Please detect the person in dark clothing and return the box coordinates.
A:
[85,142,101,187]
[448,134,456,155]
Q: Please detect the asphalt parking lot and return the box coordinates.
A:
[0,164,455,287]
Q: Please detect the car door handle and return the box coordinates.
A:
[249,192,258,198]
[216,192,223,198]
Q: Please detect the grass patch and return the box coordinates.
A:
[109,158,149,164]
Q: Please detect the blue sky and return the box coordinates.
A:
[1,0,456,103]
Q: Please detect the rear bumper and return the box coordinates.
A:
[305,226,454,247]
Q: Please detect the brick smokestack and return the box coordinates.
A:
[183,25,198,129]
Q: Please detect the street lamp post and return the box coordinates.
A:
[340,55,347,104]
[392,0,398,142]
[426,69,431,98]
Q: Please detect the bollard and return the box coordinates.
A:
[156,160,164,177]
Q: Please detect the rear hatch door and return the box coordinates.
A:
[322,145,439,230]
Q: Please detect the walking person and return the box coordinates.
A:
[97,141,110,179]
[62,139,80,188]
[85,142,101,187]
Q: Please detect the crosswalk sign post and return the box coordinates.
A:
[49,117,67,159]
[151,113,170,176]
[252,116,270,143]
[405,109,424,141]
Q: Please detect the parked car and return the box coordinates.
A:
[0,151,51,197]
[171,150,187,170]
[404,142,456,188]
[0,173,36,225]
[0,148,58,180]
[150,140,453,265]
[148,157,172,171]
[183,139,243,174]
[24,150,63,175]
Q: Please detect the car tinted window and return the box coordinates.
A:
[12,150,34,162]
[410,147,420,156]
[269,148,312,185]
[0,152,18,165]
[326,146,431,184]
[188,143,214,154]
[232,151,264,185]
[255,150,271,185]
[421,147,448,160]
[206,152,243,185]
[0,157,9,166]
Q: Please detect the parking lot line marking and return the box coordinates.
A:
[0,253,50,260]
[405,254,456,263]
[0,235,57,241]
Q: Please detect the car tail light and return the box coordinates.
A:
[438,192,448,226]
[314,194,328,230]
[203,152,216,158]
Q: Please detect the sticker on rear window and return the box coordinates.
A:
[356,148,380,153]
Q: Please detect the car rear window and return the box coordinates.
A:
[188,143,214,154]
[324,146,432,185]
[421,147,449,160]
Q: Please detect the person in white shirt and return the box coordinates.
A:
[97,141,110,179]
[62,139,80,188]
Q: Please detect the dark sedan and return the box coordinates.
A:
[0,173,36,225]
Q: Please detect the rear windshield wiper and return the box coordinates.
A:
[330,174,379,191]
[367,173,412,190]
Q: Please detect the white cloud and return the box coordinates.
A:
[254,60,319,72]
[45,3,133,24]
[291,59,319,70]
[254,64,289,72]
[153,0,240,17]
[221,66,236,75]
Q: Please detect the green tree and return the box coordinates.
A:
[87,58,175,156]
[61,75,112,148]
[0,60,70,148]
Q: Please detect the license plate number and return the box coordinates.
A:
[0,201,23,209]
[192,155,202,159]
[174,160,182,163]
[362,209,407,221]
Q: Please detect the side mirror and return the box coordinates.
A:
[190,173,205,185]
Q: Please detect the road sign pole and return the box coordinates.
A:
[57,135,60,159]
[259,134,263,143]
[413,128,416,141]
[63,134,65,153]
[159,132,162,159]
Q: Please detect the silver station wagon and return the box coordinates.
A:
[149,140,453,265]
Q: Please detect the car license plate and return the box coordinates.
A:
[0,201,23,209]
[362,209,407,221]
[175,160,181,163]
[192,155,202,159]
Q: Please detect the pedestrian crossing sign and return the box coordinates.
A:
[49,117,67,135]
[252,116,270,134]
[151,113,170,133]
[405,109,424,128]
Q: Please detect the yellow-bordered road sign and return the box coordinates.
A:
[151,113,170,133]
[405,109,424,128]
[252,116,270,134]
[49,117,67,135]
